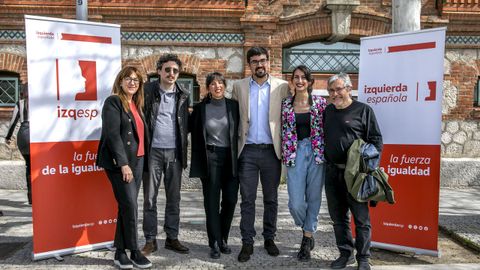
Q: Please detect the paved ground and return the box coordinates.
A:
[0,186,479,269]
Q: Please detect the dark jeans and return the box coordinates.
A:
[201,146,239,248]
[325,164,371,261]
[238,144,281,244]
[106,157,144,250]
[143,148,182,241]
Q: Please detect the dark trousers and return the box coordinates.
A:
[21,154,32,204]
[143,148,182,241]
[106,157,144,250]
[201,146,239,248]
[325,164,371,261]
[238,144,281,244]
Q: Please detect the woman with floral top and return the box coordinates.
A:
[281,65,327,262]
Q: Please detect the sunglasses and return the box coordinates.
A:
[164,67,180,74]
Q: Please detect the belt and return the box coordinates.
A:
[206,145,229,152]
[335,163,346,169]
[246,143,273,149]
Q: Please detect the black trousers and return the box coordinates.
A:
[238,144,281,244]
[106,157,144,250]
[325,164,371,261]
[21,153,31,204]
[201,146,239,248]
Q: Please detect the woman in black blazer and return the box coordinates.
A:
[96,66,152,269]
[189,72,240,259]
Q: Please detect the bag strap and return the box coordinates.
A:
[376,170,395,204]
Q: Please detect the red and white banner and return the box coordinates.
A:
[25,15,121,260]
[358,27,446,256]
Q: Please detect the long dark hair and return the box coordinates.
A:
[291,65,314,106]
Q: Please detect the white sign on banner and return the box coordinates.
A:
[358,27,446,256]
[25,15,121,260]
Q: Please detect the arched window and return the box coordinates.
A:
[283,42,360,74]
[0,71,20,106]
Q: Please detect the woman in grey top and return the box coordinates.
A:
[189,72,240,259]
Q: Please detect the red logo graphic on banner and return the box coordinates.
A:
[425,81,436,101]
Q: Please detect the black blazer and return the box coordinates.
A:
[96,95,149,171]
[189,97,239,179]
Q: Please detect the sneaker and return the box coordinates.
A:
[297,236,312,262]
[264,239,280,256]
[130,250,152,269]
[114,249,133,269]
[237,243,254,262]
[165,238,190,254]
[141,240,158,256]
[330,254,355,269]
[357,260,371,270]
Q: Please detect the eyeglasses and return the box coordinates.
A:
[328,86,347,94]
[124,77,140,84]
[164,67,180,74]
[250,58,268,66]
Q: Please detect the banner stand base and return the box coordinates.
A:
[53,254,64,261]
[32,241,114,261]
[371,241,440,257]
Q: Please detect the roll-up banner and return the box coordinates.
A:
[25,15,121,260]
[358,27,446,256]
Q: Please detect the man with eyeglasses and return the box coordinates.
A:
[232,46,290,262]
[323,73,383,270]
[141,53,191,256]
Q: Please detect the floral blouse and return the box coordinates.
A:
[281,94,327,167]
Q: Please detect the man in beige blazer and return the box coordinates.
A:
[231,46,290,262]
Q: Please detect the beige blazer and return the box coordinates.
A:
[232,76,290,159]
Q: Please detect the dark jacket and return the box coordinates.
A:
[96,95,149,171]
[189,97,239,179]
[143,81,190,169]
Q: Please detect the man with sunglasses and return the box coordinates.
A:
[232,46,290,262]
[141,53,191,256]
[323,73,382,270]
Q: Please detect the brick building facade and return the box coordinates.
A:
[0,0,479,159]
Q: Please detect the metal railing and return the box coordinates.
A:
[282,48,360,73]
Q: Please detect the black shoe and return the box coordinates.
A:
[141,240,158,255]
[165,238,190,254]
[237,243,253,262]
[210,243,221,259]
[114,249,133,269]
[130,250,152,269]
[357,260,371,270]
[330,254,355,269]
[264,239,279,256]
[303,231,315,250]
[297,236,312,262]
[219,240,232,254]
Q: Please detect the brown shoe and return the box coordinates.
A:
[165,238,189,254]
[141,240,158,256]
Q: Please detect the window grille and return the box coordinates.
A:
[0,77,18,106]
[283,42,360,74]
